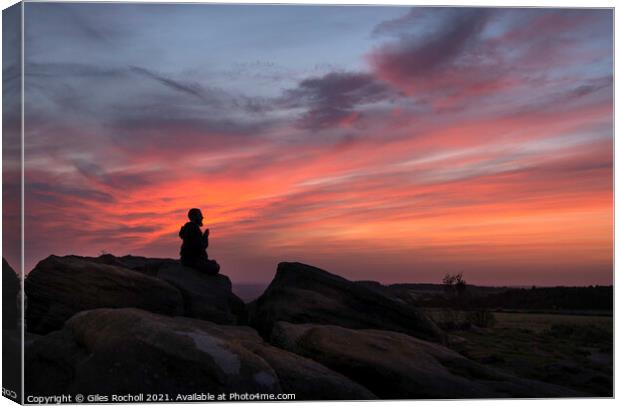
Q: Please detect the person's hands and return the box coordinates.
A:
[204,228,210,237]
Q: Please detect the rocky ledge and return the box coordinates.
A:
[24,255,244,334]
[7,255,585,399]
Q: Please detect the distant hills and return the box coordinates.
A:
[235,281,612,313]
[380,283,613,313]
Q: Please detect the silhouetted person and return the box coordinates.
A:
[179,208,220,275]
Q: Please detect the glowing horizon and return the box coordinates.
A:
[5,4,612,285]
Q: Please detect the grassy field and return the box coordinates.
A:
[425,308,613,397]
[493,311,611,331]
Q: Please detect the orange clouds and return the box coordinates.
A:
[24,105,612,286]
[20,7,612,286]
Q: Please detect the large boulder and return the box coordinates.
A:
[3,258,20,329]
[249,262,443,343]
[25,308,375,400]
[156,262,245,324]
[270,322,584,399]
[24,256,183,334]
[82,254,245,324]
[240,337,376,399]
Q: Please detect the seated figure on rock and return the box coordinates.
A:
[179,208,220,275]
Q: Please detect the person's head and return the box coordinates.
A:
[187,208,204,226]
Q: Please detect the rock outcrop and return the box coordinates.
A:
[26,308,375,400]
[270,322,584,399]
[24,256,184,334]
[25,255,246,332]
[249,262,444,343]
[156,262,245,324]
[83,254,245,324]
[3,258,20,329]
[21,254,590,399]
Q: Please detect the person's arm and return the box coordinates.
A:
[202,228,210,249]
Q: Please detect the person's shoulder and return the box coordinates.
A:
[184,221,200,231]
[180,221,199,236]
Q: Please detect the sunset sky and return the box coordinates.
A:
[13,4,613,285]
